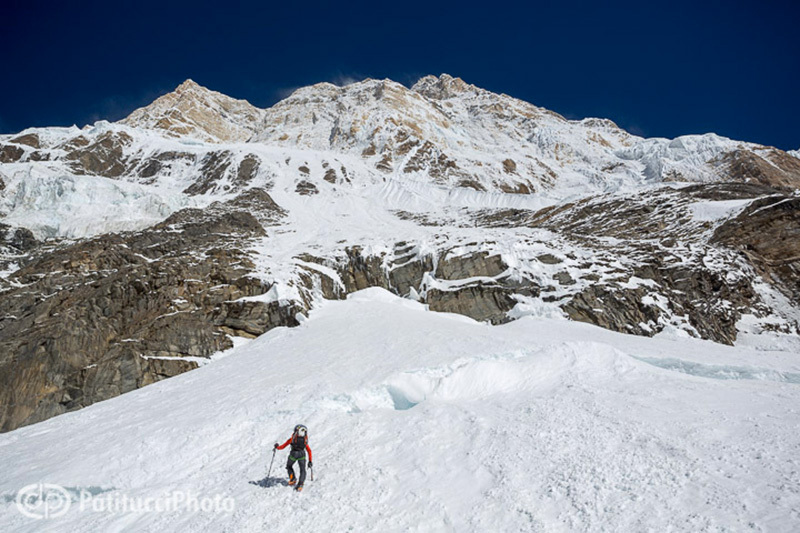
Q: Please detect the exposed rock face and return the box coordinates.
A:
[66,131,133,177]
[562,260,759,345]
[0,192,297,432]
[387,243,434,297]
[711,148,800,190]
[427,284,517,324]
[412,74,474,100]
[120,79,267,142]
[10,133,40,148]
[436,251,507,280]
[563,285,662,337]
[183,151,234,195]
[0,143,24,163]
[712,195,800,303]
[0,223,38,253]
[213,299,301,337]
[462,182,798,344]
[337,247,390,293]
[295,180,319,195]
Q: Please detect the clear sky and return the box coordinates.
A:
[2,0,798,150]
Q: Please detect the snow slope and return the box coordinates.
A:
[1,288,798,532]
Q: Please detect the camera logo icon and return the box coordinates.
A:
[16,483,71,519]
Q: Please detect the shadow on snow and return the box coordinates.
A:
[249,477,290,488]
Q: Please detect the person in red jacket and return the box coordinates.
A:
[274,424,313,491]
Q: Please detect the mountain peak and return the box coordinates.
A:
[411,73,475,100]
[120,79,265,143]
[175,79,202,92]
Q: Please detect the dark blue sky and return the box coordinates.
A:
[3,0,798,149]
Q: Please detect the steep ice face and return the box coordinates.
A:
[0,165,199,239]
[615,133,746,182]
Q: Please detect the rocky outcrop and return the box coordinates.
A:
[711,148,800,190]
[10,133,41,148]
[183,151,233,195]
[436,251,507,280]
[0,193,300,433]
[563,260,759,345]
[427,283,517,324]
[387,243,434,297]
[0,223,38,253]
[213,299,301,337]
[712,195,800,303]
[295,180,319,195]
[338,247,390,293]
[0,143,25,163]
[563,285,662,337]
[66,131,133,177]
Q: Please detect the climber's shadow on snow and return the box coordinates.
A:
[250,477,289,488]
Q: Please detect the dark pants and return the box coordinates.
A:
[286,449,307,486]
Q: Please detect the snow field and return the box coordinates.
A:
[1,288,799,532]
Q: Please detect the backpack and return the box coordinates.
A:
[291,424,308,451]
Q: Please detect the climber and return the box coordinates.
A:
[274,424,313,491]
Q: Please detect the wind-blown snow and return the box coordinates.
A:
[1,289,798,532]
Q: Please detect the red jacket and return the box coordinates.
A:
[276,436,312,462]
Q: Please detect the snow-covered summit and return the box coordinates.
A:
[252,74,645,195]
[248,74,795,195]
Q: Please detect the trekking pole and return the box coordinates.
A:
[267,447,276,480]
[310,464,314,482]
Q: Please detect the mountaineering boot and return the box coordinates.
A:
[288,473,296,486]
[296,485,303,492]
